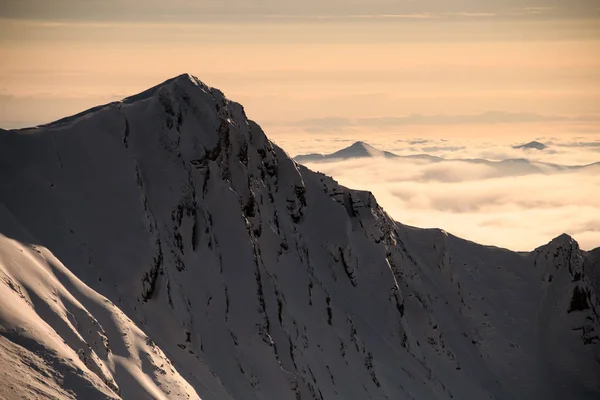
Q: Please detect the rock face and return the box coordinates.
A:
[0,74,598,400]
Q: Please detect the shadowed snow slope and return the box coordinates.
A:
[0,74,599,399]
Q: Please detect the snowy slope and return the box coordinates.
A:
[0,74,598,399]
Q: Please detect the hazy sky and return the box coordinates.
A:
[1,0,599,249]
[1,0,599,129]
[2,0,600,20]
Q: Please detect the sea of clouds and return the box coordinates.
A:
[272,129,600,251]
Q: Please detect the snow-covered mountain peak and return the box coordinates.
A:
[330,140,386,158]
[348,140,375,151]
[547,233,577,248]
[295,141,398,162]
[1,75,599,400]
[121,73,205,105]
[534,233,588,283]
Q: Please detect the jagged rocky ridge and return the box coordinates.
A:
[0,74,598,399]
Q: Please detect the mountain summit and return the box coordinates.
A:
[1,74,599,400]
[330,141,395,158]
[295,141,399,162]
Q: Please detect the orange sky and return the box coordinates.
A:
[1,17,599,131]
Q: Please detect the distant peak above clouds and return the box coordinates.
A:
[513,141,547,150]
[295,141,398,162]
[331,141,398,159]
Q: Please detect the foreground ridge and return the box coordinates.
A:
[1,74,599,400]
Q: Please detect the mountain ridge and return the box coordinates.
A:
[1,74,598,400]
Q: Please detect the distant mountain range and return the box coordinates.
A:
[295,141,600,176]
